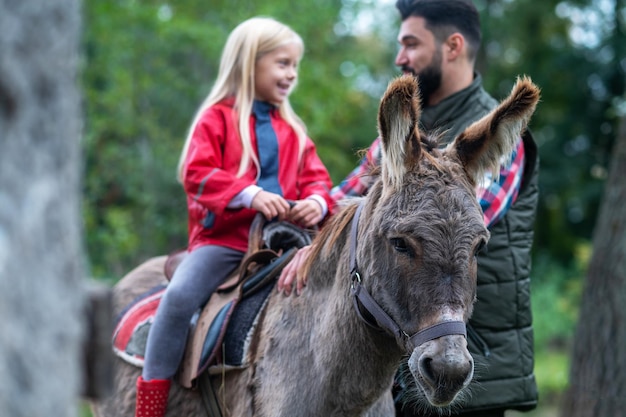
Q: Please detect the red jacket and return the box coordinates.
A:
[182,98,333,252]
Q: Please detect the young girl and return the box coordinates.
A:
[135,17,333,417]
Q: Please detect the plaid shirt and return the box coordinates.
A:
[330,137,525,228]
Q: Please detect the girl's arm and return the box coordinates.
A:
[295,138,334,221]
[182,109,255,216]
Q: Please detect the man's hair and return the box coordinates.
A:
[395,0,482,61]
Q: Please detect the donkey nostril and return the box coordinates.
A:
[419,357,437,385]
[419,354,473,389]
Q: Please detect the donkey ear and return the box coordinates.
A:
[448,76,540,183]
[377,75,422,192]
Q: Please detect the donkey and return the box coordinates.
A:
[92,74,540,417]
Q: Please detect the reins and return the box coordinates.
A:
[349,201,467,352]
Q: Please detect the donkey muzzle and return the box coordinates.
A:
[408,334,474,407]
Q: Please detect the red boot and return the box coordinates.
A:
[135,376,171,417]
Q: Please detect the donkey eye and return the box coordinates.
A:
[474,240,487,257]
[390,238,409,253]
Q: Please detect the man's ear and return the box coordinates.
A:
[444,33,465,60]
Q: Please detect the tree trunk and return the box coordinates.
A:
[560,116,626,416]
[0,1,84,416]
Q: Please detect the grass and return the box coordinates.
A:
[80,402,94,417]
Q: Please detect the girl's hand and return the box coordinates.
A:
[251,190,290,221]
[288,199,323,228]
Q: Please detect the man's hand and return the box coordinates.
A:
[288,199,323,228]
[277,245,312,296]
[251,190,290,221]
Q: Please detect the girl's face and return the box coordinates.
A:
[254,42,301,105]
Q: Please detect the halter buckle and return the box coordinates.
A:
[350,271,361,289]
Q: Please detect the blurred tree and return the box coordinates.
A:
[0,0,84,415]
[559,114,626,416]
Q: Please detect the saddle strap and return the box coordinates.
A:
[241,247,298,297]
[179,247,299,388]
[199,371,223,417]
[217,249,278,294]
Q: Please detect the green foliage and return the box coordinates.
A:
[534,350,571,400]
[531,255,584,349]
[82,1,388,278]
[530,245,589,401]
[476,0,625,266]
[82,0,622,366]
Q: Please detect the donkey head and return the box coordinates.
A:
[363,74,539,407]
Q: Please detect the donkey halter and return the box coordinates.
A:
[348,201,467,352]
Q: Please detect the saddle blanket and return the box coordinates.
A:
[112,280,274,371]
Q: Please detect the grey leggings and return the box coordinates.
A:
[142,245,243,381]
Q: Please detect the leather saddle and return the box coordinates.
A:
[172,215,313,388]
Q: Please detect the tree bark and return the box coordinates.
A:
[560,116,626,416]
[0,1,84,416]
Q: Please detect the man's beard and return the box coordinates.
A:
[401,50,442,105]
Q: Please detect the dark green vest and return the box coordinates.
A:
[422,75,539,412]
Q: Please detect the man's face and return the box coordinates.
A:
[395,16,443,104]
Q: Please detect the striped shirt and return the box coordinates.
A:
[330,137,525,228]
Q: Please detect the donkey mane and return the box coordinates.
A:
[302,202,358,284]
[420,132,440,153]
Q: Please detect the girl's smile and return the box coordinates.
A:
[255,42,301,105]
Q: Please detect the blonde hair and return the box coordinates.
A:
[177,16,307,182]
